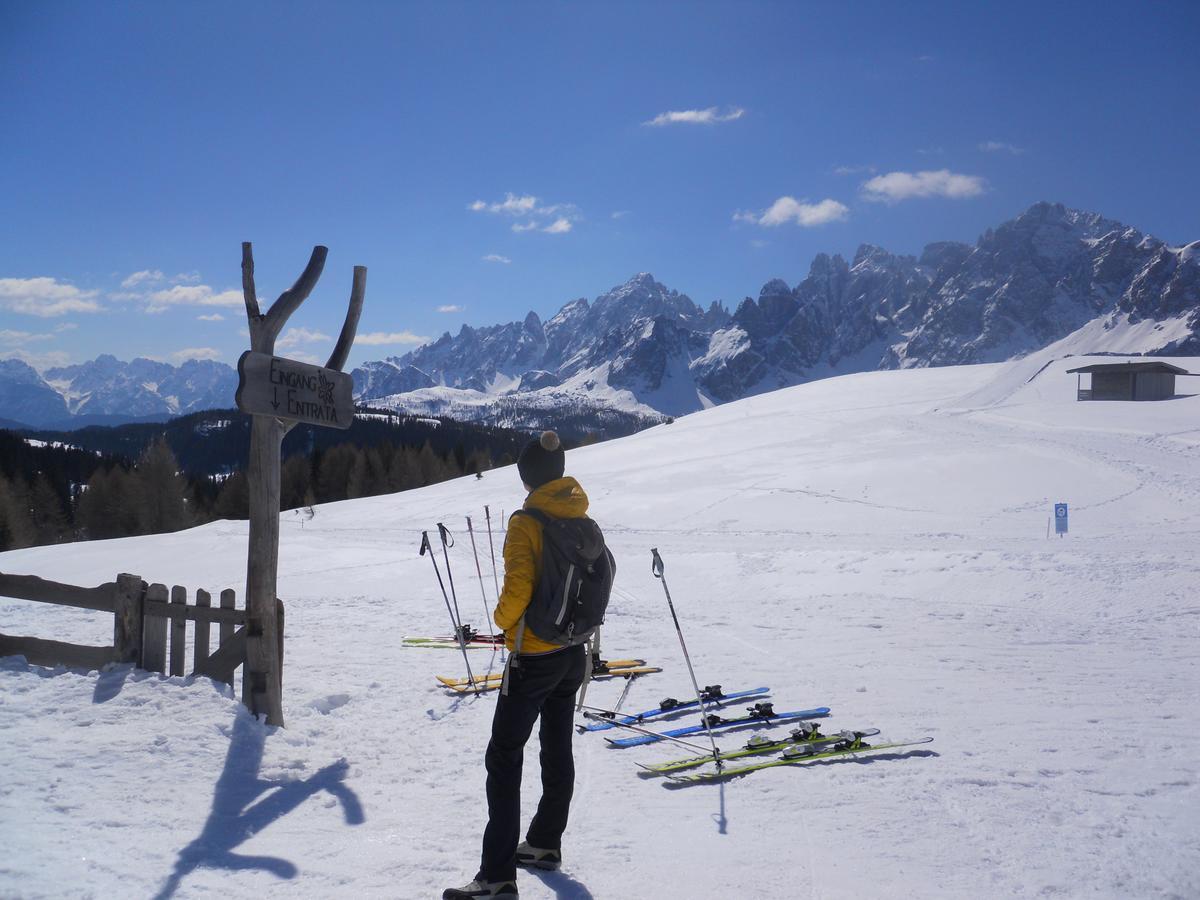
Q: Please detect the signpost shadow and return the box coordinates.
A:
[152,709,364,900]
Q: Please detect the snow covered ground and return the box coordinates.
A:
[2,356,1198,899]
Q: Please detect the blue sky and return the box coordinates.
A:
[1,0,1197,373]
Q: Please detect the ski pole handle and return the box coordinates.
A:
[651,548,665,578]
[437,522,454,547]
[420,531,431,555]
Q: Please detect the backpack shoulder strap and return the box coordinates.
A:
[513,507,552,526]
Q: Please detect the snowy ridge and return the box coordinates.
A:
[3,358,1198,898]
[352,202,1200,430]
[2,204,1195,432]
[0,355,238,428]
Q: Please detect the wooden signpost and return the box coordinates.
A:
[235,242,365,726]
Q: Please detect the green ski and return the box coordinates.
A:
[639,725,879,776]
[665,736,934,784]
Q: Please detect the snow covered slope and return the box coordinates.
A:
[2,358,1199,898]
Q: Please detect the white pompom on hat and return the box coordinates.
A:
[519,429,565,489]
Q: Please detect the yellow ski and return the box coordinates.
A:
[437,661,657,692]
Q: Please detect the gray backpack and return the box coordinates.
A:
[502,508,616,706]
[512,508,615,646]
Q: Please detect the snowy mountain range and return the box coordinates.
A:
[0,355,237,428]
[353,202,1200,424]
[2,202,1196,431]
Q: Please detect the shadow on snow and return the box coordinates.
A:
[153,707,364,899]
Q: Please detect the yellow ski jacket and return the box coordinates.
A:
[494,476,590,654]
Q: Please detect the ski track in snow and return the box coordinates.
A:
[1,356,1199,899]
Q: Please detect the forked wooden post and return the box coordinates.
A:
[238,242,365,726]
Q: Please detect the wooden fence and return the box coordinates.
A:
[0,572,284,710]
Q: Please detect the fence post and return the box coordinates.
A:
[112,574,144,664]
[142,584,168,674]
[194,589,211,672]
[170,586,187,677]
[219,589,236,689]
[276,597,285,692]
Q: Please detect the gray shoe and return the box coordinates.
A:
[515,841,561,871]
[442,878,518,899]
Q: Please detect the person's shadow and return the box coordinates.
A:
[152,707,364,899]
[527,868,596,899]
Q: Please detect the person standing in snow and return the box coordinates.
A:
[445,430,610,900]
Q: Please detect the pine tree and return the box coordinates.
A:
[280,454,313,511]
[417,441,447,486]
[365,446,388,496]
[213,471,249,520]
[386,447,419,492]
[76,466,125,540]
[107,466,144,536]
[133,438,193,534]
[345,448,370,499]
[29,473,70,545]
[0,473,37,550]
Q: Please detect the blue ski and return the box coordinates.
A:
[605,703,831,748]
[580,686,770,732]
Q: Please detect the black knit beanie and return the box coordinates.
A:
[518,430,565,490]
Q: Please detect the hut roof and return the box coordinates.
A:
[1065,361,1193,376]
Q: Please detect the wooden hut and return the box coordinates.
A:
[1066,361,1193,401]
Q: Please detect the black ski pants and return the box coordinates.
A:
[478,644,586,883]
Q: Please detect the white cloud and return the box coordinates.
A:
[471,193,581,234]
[145,284,243,313]
[644,106,745,127]
[170,347,223,362]
[469,193,539,216]
[861,169,986,203]
[121,269,165,288]
[277,327,332,350]
[482,254,511,264]
[197,313,225,322]
[55,322,78,332]
[0,348,72,371]
[735,197,850,228]
[916,146,945,156]
[834,164,876,176]
[437,305,464,314]
[979,140,1025,155]
[355,331,429,346]
[172,271,201,284]
[611,210,630,219]
[0,277,102,317]
[0,329,55,345]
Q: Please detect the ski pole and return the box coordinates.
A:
[651,548,723,770]
[575,705,713,756]
[484,505,501,601]
[466,516,500,658]
[421,530,480,694]
[436,523,468,638]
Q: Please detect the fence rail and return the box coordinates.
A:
[0,571,279,712]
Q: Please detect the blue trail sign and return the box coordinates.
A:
[1054,502,1069,536]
